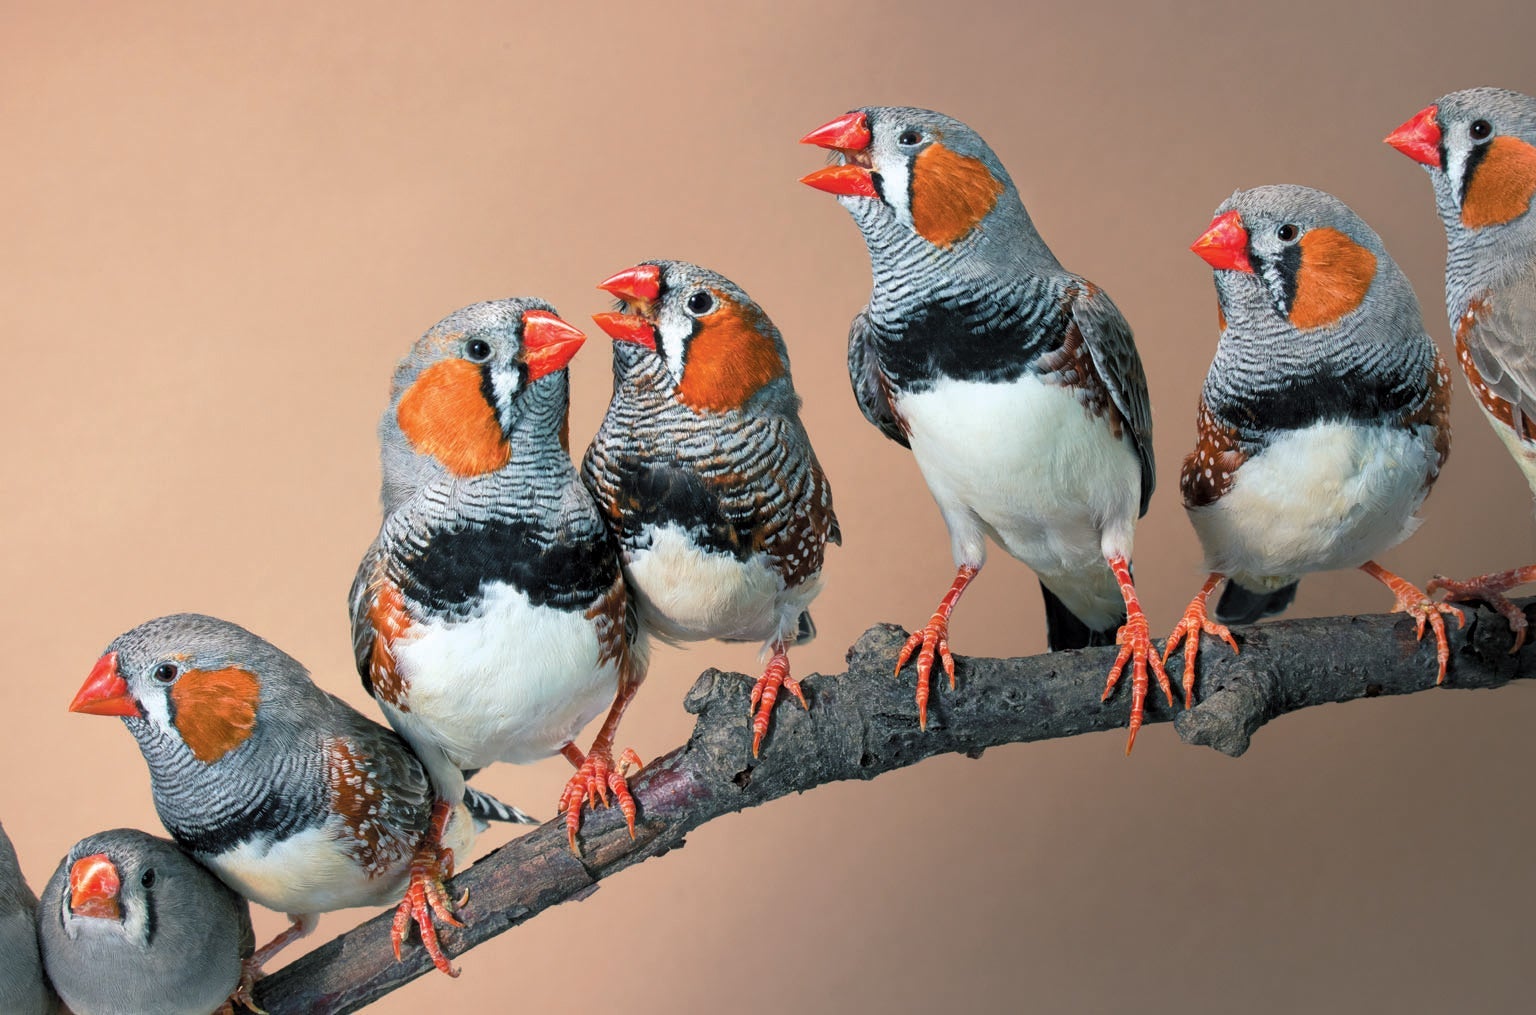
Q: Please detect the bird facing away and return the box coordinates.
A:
[800,106,1164,749]
[1,820,57,1015]
[37,828,254,1015]
[1167,185,1459,690]
[1388,87,1536,648]
[68,613,489,979]
[349,297,645,871]
[585,260,839,757]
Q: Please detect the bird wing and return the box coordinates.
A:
[1069,282,1156,516]
[347,541,388,699]
[323,701,436,869]
[1464,272,1536,438]
[848,308,910,448]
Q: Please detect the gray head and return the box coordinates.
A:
[800,105,1058,270]
[592,259,801,416]
[377,297,588,511]
[69,613,315,767]
[1386,88,1536,312]
[1191,184,1423,341]
[38,828,250,1015]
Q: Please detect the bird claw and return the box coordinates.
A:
[391,802,463,977]
[1394,589,1464,685]
[1103,608,1173,754]
[558,745,642,854]
[896,618,955,731]
[1428,570,1530,653]
[748,648,806,757]
[221,955,267,1015]
[1163,582,1239,708]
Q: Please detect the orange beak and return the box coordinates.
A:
[597,264,662,304]
[799,111,872,151]
[591,311,658,352]
[520,310,587,382]
[69,652,140,718]
[1191,210,1254,273]
[1385,105,1442,168]
[800,111,878,197]
[69,854,122,921]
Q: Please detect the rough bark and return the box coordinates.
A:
[255,599,1534,1014]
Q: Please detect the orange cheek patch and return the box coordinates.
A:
[396,359,510,477]
[911,142,1004,248]
[1290,228,1377,330]
[676,303,786,413]
[1462,136,1536,229]
[170,667,260,763]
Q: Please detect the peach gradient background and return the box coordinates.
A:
[4,2,1535,1012]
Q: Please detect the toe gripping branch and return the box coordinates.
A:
[748,641,808,757]
[1102,555,1173,754]
[391,798,466,977]
[896,564,980,729]
[1362,561,1464,684]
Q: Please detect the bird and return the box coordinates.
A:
[66,613,516,978]
[583,260,839,757]
[799,106,1164,748]
[37,828,254,1015]
[1,820,58,1014]
[1387,87,1536,649]
[1165,184,1460,694]
[348,297,646,865]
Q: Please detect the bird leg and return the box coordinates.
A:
[1162,572,1239,708]
[1102,554,1174,754]
[748,640,807,757]
[1428,564,1536,653]
[221,952,271,1015]
[558,681,644,855]
[390,798,464,977]
[247,912,314,975]
[896,563,980,729]
[1361,561,1465,684]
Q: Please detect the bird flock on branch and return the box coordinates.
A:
[3,86,1536,1014]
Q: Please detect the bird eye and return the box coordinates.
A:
[151,663,178,684]
[140,868,156,889]
[464,338,492,362]
[1470,119,1492,141]
[685,291,715,316]
[897,130,922,146]
[1277,224,1299,243]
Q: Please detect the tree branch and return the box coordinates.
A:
[255,599,1535,1013]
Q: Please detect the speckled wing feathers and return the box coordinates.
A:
[1461,271,1536,438]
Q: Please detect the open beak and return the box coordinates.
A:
[69,854,123,921]
[597,264,662,304]
[1191,210,1254,273]
[591,312,657,352]
[799,111,878,197]
[69,652,140,717]
[1385,105,1442,168]
[521,310,587,382]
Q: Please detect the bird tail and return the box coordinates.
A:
[462,785,538,831]
[1214,579,1299,625]
[1040,581,1121,651]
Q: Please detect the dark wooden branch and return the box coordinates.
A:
[255,598,1535,1014]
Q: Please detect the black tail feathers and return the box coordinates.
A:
[1040,581,1121,651]
[462,785,538,830]
[1214,579,1300,626]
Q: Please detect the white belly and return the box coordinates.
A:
[392,582,619,769]
[896,374,1142,572]
[204,804,474,914]
[1189,421,1435,583]
[625,523,788,644]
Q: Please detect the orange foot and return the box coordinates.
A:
[1103,555,1173,754]
[1162,572,1239,708]
[218,955,267,1015]
[749,643,807,757]
[1362,561,1465,684]
[1428,564,1536,653]
[558,744,643,853]
[391,799,465,977]
[896,564,980,729]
